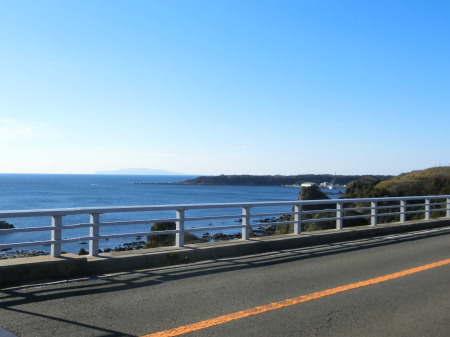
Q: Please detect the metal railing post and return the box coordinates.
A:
[370,201,377,226]
[242,207,250,240]
[400,200,406,223]
[336,202,343,230]
[293,204,302,234]
[425,199,431,220]
[447,198,450,218]
[176,209,185,247]
[89,213,100,256]
[51,215,62,257]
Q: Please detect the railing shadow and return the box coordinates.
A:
[2,227,449,305]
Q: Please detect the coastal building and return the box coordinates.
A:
[300,182,317,187]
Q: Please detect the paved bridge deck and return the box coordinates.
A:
[1,224,450,337]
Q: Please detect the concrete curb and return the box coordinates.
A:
[1,219,450,286]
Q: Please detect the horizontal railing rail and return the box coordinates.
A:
[1,195,449,257]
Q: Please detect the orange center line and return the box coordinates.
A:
[141,258,450,337]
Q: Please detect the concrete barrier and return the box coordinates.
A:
[1,219,450,286]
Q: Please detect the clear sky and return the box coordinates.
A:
[1,0,449,176]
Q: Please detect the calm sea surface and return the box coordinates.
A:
[0,174,342,254]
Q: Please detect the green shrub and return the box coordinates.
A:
[78,248,88,255]
[145,222,205,248]
[0,220,14,229]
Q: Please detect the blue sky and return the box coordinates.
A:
[1,0,449,175]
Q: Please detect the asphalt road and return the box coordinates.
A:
[1,227,450,337]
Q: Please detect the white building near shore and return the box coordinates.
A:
[300,182,317,187]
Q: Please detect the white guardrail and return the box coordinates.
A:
[1,195,450,257]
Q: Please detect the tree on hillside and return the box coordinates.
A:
[298,185,330,210]
[344,167,450,198]
[341,167,450,223]
[341,176,385,198]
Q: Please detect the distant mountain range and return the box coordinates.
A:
[95,168,186,175]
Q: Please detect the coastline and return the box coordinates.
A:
[0,221,281,259]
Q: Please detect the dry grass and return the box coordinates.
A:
[376,166,450,191]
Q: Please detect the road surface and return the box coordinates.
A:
[1,227,449,336]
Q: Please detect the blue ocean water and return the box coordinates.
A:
[0,174,342,254]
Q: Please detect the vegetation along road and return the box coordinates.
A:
[1,227,449,337]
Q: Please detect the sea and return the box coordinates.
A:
[0,174,344,254]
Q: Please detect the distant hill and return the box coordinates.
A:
[342,167,450,198]
[95,168,185,175]
[178,174,392,186]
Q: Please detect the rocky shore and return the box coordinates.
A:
[102,222,279,253]
[0,250,48,259]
